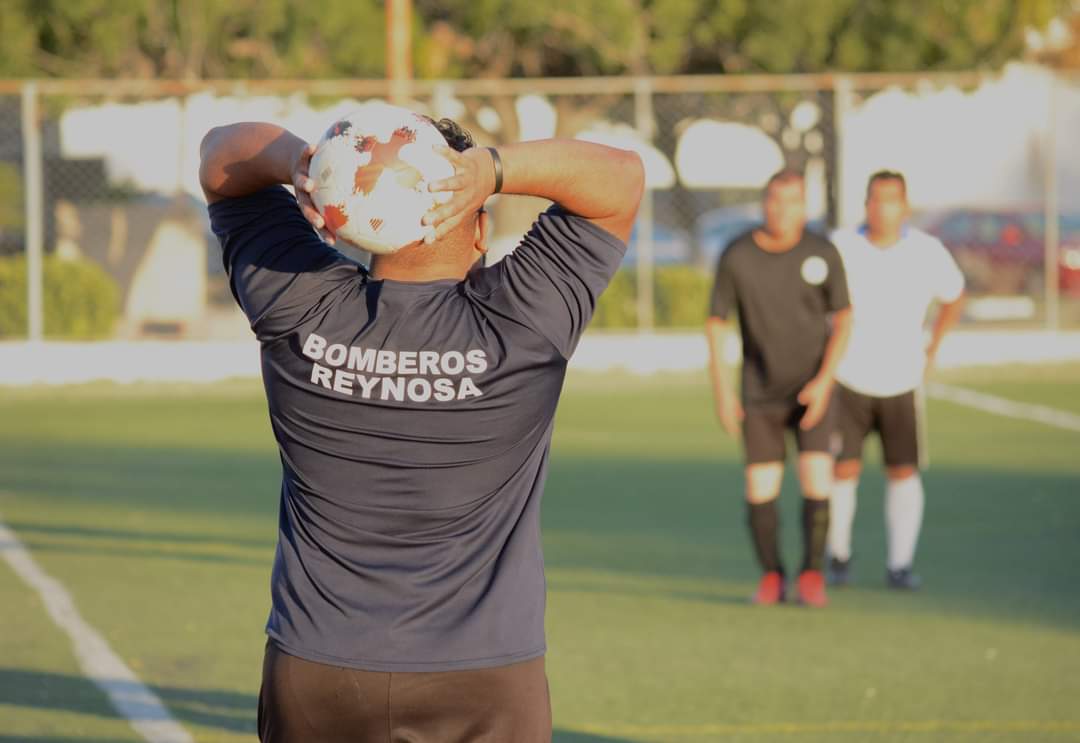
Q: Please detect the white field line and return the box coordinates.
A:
[927,381,1080,433]
[577,719,1080,737]
[0,519,194,743]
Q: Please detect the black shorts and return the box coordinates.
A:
[258,641,551,743]
[835,384,919,467]
[742,398,835,465]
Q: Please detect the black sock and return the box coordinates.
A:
[801,498,830,573]
[748,500,783,575]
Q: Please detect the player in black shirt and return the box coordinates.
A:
[705,170,852,608]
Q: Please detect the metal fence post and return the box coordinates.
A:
[387,0,413,105]
[832,75,854,230]
[21,81,44,341]
[634,77,655,332]
[1044,72,1060,332]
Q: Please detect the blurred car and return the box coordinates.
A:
[916,209,1080,296]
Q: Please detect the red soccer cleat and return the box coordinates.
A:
[752,571,786,605]
[797,570,828,608]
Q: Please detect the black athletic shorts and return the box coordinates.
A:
[742,397,836,465]
[835,383,919,467]
[258,641,552,743]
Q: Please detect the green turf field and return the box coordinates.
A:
[1,364,1079,742]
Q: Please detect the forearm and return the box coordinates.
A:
[199,123,307,202]
[928,294,965,354]
[816,308,852,382]
[497,139,644,240]
[706,318,736,400]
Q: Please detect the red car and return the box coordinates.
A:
[918,209,1080,296]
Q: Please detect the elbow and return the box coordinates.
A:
[612,149,645,226]
[199,126,223,164]
[624,149,646,205]
[198,126,225,195]
[833,306,853,331]
[705,316,729,346]
[705,315,726,332]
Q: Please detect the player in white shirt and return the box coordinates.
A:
[828,171,966,590]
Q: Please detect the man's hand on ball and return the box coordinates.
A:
[290,141,335,245]
[423,146,497,243]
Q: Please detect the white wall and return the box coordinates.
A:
[3,332,1080,386]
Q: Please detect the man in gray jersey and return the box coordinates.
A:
[199,113,643,742]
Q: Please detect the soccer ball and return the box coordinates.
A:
[309,102,455,254]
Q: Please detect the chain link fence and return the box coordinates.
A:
[1,69,1076,340]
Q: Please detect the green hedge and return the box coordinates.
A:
[0,255,120,339]
[593,265,712,329]
[0,162,22,233]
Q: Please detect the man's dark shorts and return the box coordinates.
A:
[258,641,552,743]
[834,384,919,468]
[742,397,836,465]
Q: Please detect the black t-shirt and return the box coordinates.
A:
[208,185,625,672]
[709,229,849,407]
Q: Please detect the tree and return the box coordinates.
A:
[417,0,1067,78]
[0,0,387,79]
[0,0,1067,80]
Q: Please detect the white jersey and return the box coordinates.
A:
[833,226,965,397]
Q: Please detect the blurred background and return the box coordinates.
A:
[1,0,1079,348]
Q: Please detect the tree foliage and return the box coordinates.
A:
[0,0,386,79]
[0,0,1069,80]
[418,0,1068,78]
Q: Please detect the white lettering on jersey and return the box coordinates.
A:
[301,334,491,403]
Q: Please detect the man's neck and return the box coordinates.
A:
[369,261,468,282]
[369,242,477,282]
[866,227,903,248]
[753,227,802,253]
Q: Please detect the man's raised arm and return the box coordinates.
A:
[424,139,645,243]
[199,123,329,238]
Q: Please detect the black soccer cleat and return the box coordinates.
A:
[827,556,852,586]
[886,567,922,590]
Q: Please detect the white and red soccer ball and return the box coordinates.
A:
[309,102,455,254]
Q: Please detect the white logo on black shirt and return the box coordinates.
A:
[801,256,829,286]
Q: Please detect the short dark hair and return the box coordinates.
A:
[428,117,475,152]
[867,170,907,199]
[764,168,804,194]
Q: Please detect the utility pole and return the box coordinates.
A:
[22,82,43,341]
[387,0,413,104]
[1044,74,1060,331]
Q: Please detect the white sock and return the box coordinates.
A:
[886,474,925,571]
[827,478,858,561]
